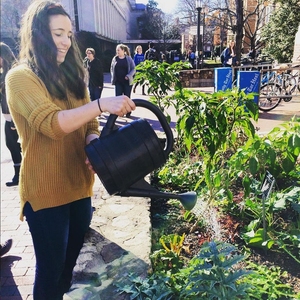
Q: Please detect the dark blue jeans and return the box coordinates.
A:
[23,198,92,300]
[88,85,103,101]
[115,81,132,98]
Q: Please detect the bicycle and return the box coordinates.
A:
[258,66,300,111]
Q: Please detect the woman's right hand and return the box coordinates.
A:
[100,95,135,117]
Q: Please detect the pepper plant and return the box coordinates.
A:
[158,87,259,203]
[134,60,190,111]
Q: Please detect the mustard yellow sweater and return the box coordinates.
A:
[6,65,99,220]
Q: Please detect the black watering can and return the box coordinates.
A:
[85,99,197,211]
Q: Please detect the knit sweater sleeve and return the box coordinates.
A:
[6,65,66,140]
[84,88,99,138]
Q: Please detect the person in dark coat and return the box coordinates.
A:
[85,48,104,100]
[0,42,22,186]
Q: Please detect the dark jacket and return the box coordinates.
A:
[87,58,104,87]
[0,74,9,114]
[223,47,236,67]
[144,48,159,61]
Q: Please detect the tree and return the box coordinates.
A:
[175,0,281,64]
[261,0,300,63]
[1,0,30,39]
[137,0,181,52]
[138,0,162,40]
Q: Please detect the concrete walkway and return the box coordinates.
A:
[1,73,299,299]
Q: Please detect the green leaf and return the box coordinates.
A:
[249,157,259,175]
[282,156,295,173]
[242,176,251,197]
[214,173,221,187]
[273,197,286,210]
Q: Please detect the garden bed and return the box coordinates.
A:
[150,193,300,296]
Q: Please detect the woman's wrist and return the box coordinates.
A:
[97,98,103,113]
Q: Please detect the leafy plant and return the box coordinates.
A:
[227,118,300,197]
[159,233,186,256]
[158,87,259,203]
[116,272,174,300]
[241,186,300,263]
[241,261,297,299]
[151,233,186,274]
[134,60,190,111]
[178,241,252,299]
[117,241,254,300]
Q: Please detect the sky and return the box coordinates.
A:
[138,0,178,14]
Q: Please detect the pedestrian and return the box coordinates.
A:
[188,50,195,68]
[141,41,159,95]
[110,43,136,117]
[132,45,145,95]
[84,47,104,100]
[0,42,22,187]
[222,40,237,67]
[144,41,159,61]
[5,1,135,299]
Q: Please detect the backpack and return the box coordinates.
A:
[148,48,157,61]
[189,52,195,59]
[220,48,227,63]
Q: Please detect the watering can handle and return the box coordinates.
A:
[100,98,174,157]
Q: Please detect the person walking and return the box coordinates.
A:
[0,42,22,187]
[5,2,135,299]
[84,47,104,101]
[132,45,145,95]
[110,43,136,117]
[144,41,159,61]
[188,50,195,68]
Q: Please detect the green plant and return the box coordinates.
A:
[151,233,186,274]
[116,273,174,300]
[157,151,203,190]
[117,241,253,300]
[159,87,259,203]
[241,186,300,263]
[178,241,252,299]
[241,261,297,299]
[134,60,190,111]
[160,233,185,256]
[227,118,300,197]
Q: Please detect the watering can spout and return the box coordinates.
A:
[119,179,197,211]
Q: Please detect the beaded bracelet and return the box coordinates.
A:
[97,98,103,113]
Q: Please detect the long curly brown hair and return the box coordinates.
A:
[18,1,86,100]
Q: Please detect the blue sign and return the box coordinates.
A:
[214,67,233,92]
[237,71,260,104]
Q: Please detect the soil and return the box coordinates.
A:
[150,195,300,296]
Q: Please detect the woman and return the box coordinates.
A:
[0,42,22,186]
[132,45,145,95]
[110,44,136,117]
[5,1,135,299]
[223,40,237,67]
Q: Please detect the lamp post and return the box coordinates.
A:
[195,0,202,69]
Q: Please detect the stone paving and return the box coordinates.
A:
[1,73,299,299]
